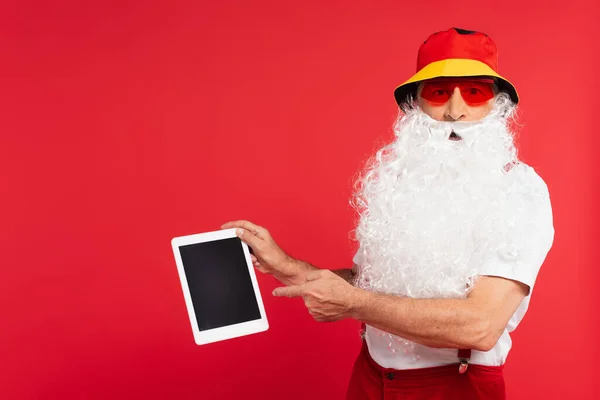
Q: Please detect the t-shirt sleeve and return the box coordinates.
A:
[478,164,555,295]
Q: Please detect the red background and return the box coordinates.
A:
[2,1,599,399]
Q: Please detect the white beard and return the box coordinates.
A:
[353,95,524,299]
[352,95,538,354]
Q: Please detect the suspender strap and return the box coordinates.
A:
[458,349,471,374]
[458,349,471,359]
[359,323,367,339]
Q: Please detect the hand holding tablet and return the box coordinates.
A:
[171,228,269,345]
[220,220,310,286]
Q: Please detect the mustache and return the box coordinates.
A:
[416,115,504,145]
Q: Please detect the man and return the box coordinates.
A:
[222,28,554,400]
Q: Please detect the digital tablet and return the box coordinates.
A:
[171,228,269,345]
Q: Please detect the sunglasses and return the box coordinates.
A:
[420,78,495,106]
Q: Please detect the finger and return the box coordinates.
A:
[310,312,325,322]
[250,255,257,263]
[272,284,305,298]
[222,220,268,239]
[236,228,263,251]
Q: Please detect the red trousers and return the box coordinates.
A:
[346,340,506,400]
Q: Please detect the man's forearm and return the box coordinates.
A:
[281,259,354,286]
[351,290,494,351]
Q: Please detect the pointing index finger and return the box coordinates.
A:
[272,284,305,298]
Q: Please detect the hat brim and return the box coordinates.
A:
[394,58,519,105]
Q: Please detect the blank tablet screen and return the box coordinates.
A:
[177,238,261,331]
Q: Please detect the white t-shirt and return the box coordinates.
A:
[352,164,555,369]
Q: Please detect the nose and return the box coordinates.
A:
[445,87,468,121]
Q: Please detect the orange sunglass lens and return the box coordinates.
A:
[420,81,495,105]
[420,82,452,104]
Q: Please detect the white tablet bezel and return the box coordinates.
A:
[171,228,269,345]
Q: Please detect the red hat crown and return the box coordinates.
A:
[417,28,499,73]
